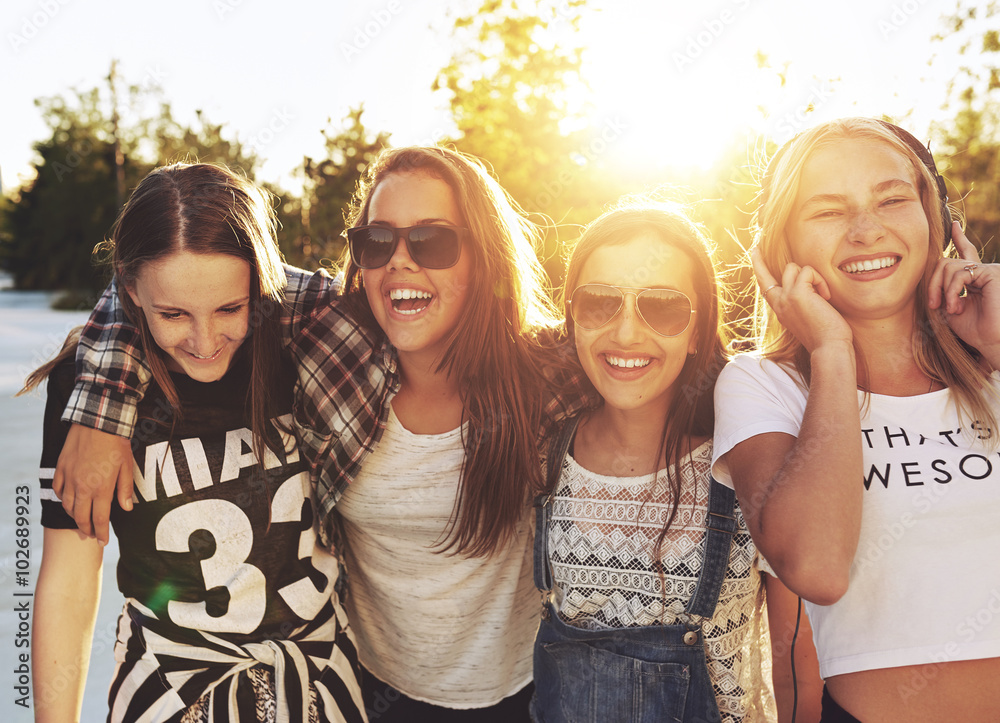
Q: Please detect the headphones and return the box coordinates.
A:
[760,119,952,246]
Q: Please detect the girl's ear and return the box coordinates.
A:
[125,283,141,308]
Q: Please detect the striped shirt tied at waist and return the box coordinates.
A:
[121,599,362,723]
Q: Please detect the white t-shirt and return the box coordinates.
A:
[548,441,776,723]
[712,353,1000,678]
[335,407,537,708]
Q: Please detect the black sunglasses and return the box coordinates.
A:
[568,284,696,337]
[345,224,469,270]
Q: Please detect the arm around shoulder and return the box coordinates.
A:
[280,264,338,342]
[66,280,149,436]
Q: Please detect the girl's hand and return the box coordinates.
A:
[752,248,853,354]
[929,221,1000,367]
[53,424,135,545]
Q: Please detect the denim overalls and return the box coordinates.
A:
[530,418,737,723]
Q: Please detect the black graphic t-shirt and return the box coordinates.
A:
[40,350,340,645]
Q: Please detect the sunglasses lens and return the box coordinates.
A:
[571,285,623,329]
[348,227,396,269]
[407,226,462,269]
[638,289,693,336]
[348,226,462,269]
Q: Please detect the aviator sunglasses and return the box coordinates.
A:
[345,224,469,270]
[568,284,696,337]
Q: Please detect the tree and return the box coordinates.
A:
[931,2,1000,261]
[0,80,260,294]
[149,106,259,177]
[433,0,590,214]
[1,88,133,293]
[285,107,391,268]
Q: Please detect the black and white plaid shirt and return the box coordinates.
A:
[65,266,588,549]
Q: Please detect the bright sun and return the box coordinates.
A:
[568,0,950,176]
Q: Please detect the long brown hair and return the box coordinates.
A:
[104,163,287,454]
[20,327,84,394]
[753,117,996,432]
[341,146,560,557]
[562,201,728,547]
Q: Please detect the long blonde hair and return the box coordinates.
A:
[753,117,996,432]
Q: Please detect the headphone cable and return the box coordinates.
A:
[790,596,802,723]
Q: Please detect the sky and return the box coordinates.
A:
[1,0,984,197]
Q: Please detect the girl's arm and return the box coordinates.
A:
[64,265,335,435]
[34,357,106,720]
[723,253,862,604]
[32,528,103,722]
[765,575,823,723]
[56,265,335,541]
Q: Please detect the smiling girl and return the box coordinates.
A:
[712,118,1000,721]
[308,147,575,721]
[531,203,812,723]
[26,164,364,722]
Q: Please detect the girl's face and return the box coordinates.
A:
[361,171,473,366]
[785,137,930,324]
[572,234,699,416]
[127,251,251,383]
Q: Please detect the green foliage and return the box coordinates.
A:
[286,107,391,268]
[433,0,589,213]
[268,183,308,269]
[932,2,1000,260]
[149,106,259,175]
[2,88,134,293]
[1,82,259,292]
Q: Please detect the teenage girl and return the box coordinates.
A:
[712,118,1000,721]
[531,202,817,723]
[26,163,365,722]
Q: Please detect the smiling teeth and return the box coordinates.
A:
[190,350,219,360]
[841,257,898,274]
[390,289,432,300]
[606,355,651,369]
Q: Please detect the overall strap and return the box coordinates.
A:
[533,416,582,593]
[684,473,738,619]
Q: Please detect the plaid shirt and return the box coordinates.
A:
[67,266,590,548]
[64,265,337,435]
[288,303,398,547]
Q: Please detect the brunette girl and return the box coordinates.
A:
[27,163,365,722]
[531,202,815,723]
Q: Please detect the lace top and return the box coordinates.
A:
[548,441,775,723]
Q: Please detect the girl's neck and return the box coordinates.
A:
[574,402,671,478]
[849,315,937,396]
[393,352,465,434]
